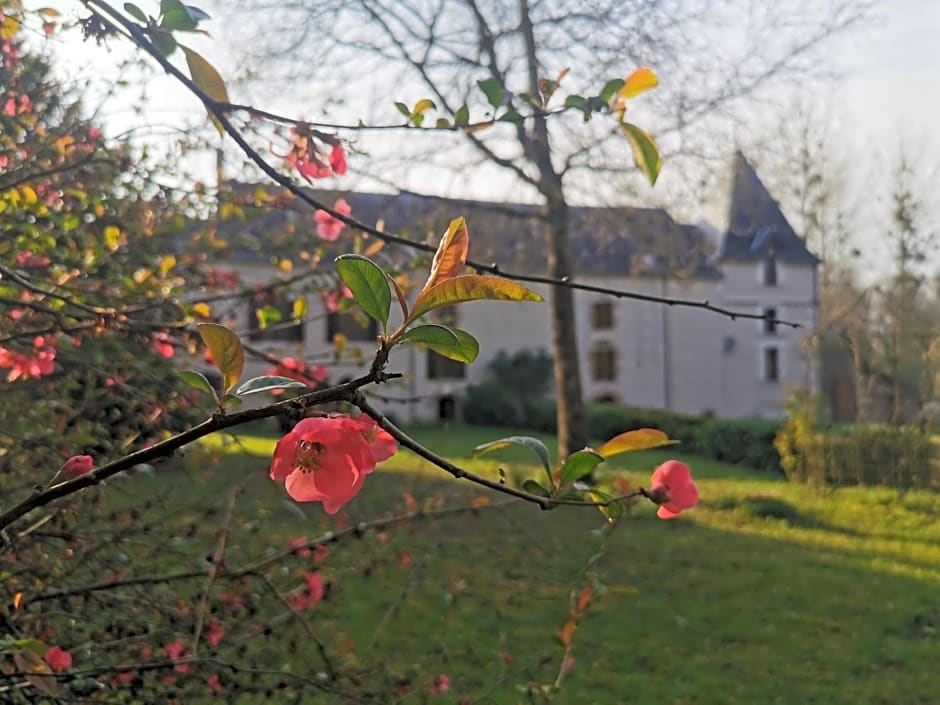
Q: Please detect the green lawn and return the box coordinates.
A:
[101,422,939,704]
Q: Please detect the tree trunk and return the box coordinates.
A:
[519,0,587,456]
[545,202,588,456]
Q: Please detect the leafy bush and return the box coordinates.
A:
[462,382,527,427]
[694,418,783,474]
[775,394,937,487]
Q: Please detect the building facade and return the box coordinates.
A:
[200,152,818,422]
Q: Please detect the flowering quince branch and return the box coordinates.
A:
[24,498,518,608]
[78,0,800,330]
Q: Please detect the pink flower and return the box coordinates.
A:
[649,460,699,519]
[346,415,397,464]
[313,544,329,564]
[3,98,15,116]
[314,198,351,241]
[265,357,327,395]
[164,638,189,673]
[206,618,224,648]
[431,674,450,696]
[206,673,222,694]
[329,144,347,175]
[0,338,56,382]
[152,332,175,359]
[325,284,354,313]
[62,454,93,477]
[44,646,72,673]
[15,251,51,267]
[291,571,325,612]
[270,416,387,513]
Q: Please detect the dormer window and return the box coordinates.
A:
[763,254,777,286]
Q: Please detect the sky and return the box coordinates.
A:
[14,0,940,271]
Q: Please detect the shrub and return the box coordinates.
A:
[694,418,784,474]
[462,382,527,427]
[776,395,937,488]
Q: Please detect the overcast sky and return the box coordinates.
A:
[19,0,940,271]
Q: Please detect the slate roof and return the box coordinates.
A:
[219,186,720,280]
[217,152,813,278]
[717,151,820,266]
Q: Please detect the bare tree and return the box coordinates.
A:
[221,0,872,454]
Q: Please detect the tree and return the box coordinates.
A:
[224,0,872,455]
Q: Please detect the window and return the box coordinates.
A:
[763,307,777,335]
[249,291,304,342]
[427,351,466,380]
[327,312,378,342]
[591,301,614,330]
[590,343,617,381]
[763,346,780,383]
[763,255,778,286]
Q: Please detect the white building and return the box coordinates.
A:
[202,152,818,422]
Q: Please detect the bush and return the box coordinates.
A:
[461,382,527,427]
[776,393,936,487]
[694,418,784,474]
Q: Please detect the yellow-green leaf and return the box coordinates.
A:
[596,428,675,458]
[183,47,230,135]
[13,650,57,697]
[0,15,21,41]
[399,324,479,363]
[412,98,436,116]
[420,217,469,296]
[410,275,542,322]
[292,296,307,321]
[619,67,658,99]
[158,254,176,276]
[197,323,244,394]
[103,225,122,251]
[622,122,662,186]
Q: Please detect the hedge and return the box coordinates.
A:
[460,385,784,474]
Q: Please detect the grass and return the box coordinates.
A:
[101,421,939,704]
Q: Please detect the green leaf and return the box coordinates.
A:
[148,27,177,57]
[400,325,479,363]
[399,324,459,347]
[559,449,605,485]
[182,47,230,134]
[197,323,244,394]
[599,78,625,103]
[255,305,282,329]
[179,369,219,404]
[454,104,470,126]
[431,327,479,363]
[160,0,197,30]
[394,101,410,118]
[222,393,243,407]
[477,78,503,109]
[564,94,586,110]
[588,490,623,522]
[596,428,676,458]
[498,108,524,126]
[473,436,552,475]
[123,2,148,23]
[521,478,551,497]
[622,122,662,186]
[335,254,391,332]
[234,375,309,396]
[435,118,451,128]
[410,274,543,321]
